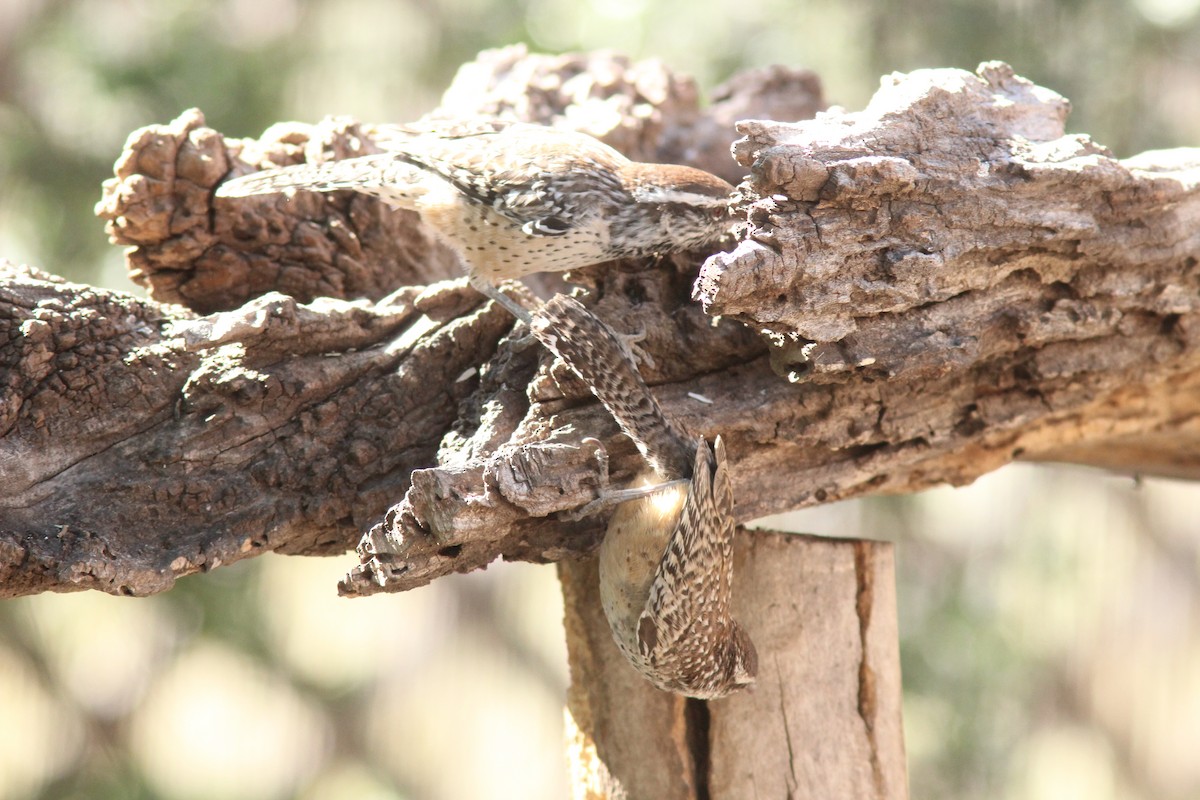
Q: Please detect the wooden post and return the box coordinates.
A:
[561,530,907,800]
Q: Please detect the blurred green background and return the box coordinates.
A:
[2,0,1199,798]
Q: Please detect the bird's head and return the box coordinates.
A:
[616,163,736,255]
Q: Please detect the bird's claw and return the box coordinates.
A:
[614,326,656,371]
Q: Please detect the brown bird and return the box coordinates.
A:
[216,121,734,321]
[530,295,757,699]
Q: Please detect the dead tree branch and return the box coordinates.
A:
[2,52,1198,598]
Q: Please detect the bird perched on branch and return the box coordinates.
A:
[530,295,757,699]
[216,121,735,321]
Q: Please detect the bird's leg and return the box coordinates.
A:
[468,273,534,324]
[562,478,691,522]
[558,436,688,523]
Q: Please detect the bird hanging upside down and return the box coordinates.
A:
[530,295,757,699]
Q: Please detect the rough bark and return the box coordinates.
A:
[695,61,1200,485]
[561,532,906,800]
[2,53,1198,599]
[349,61,1200,598]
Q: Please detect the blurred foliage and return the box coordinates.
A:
[2,0,1200,798]
[761,466,1200,800]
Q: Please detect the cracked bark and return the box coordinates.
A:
[3,47,1198,797]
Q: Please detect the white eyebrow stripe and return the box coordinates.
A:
[631,186,729,205]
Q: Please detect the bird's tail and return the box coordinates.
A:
[529,294,696,481]
[215,152,426,209]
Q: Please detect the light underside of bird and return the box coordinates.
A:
[214,122,734,284]
[598,438,757,699]
[599,475,689,639]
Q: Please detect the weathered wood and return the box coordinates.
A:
[346,62,1200,597]
[0,267,521,596]
[2,53,1198,599]
[696,61,1200,487]
[1,50,811,597]
[561,531,907,799]
[561,554,697,800]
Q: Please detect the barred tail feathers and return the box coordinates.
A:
[215,153,426,208]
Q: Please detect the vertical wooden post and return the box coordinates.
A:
[560,530,908,800]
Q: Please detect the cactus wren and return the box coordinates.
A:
[530,295,757,699]
[215,121,735,321]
